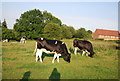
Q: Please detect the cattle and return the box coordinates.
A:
[73,39,95,57]
[3,39,8,42]
[34,38,71,63]
[20,36,27,43]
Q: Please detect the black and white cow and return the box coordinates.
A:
[73,39,95,57]
[20,36,27,43]
[3,39,8,42]
[34,38,71,63]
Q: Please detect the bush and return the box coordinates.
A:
[95,39,104,41]
[2,28,20,41]
[43,22,62,40]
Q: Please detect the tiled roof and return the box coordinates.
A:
[95,29,119,36]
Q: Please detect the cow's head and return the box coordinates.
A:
[73,39,78,47]
[64,53,71,63]
[89,52,95,58]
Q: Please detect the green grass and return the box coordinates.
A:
[2,39,119,79]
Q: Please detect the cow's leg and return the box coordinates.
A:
[21,40,23,44]
[52,53,57,63]
[22,40,23,44]
[74,47,77,55]
[57,54,61,63]
[36,49,43,62]
[85,50,88,56]
[25,40,26,43]
[39,49,43,63]
[21,39,23,44]
[20,40,22,43]
[82,50,85,56]
[35,49,39,62]
[57,55,60,63]
[34,42,37,55]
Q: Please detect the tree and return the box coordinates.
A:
[14,9,44,39]
[67,26,75,38]
[61,25,75,39]
[2,28,19,40]
[43,22,62,40]
[43,11,62,26]
[74,28,92,39]
[14,9,62,39]
[43,11,53,24]
[2,19,7,28]
[75,28,85,38]
[87,30,92,34]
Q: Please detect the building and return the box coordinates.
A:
[92,29,120,40]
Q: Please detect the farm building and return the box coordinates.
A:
[92,29,120,40]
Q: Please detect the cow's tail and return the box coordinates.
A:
[33,42,37,55]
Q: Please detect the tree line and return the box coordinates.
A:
[1,9,92,41]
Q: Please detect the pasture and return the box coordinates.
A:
[2,39,119,79]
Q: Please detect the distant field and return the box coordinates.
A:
[2,39,119,79]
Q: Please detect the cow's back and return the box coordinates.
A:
[73,39,93,50]
[37,38,65,54]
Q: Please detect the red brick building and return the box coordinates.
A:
[92,29,120,40]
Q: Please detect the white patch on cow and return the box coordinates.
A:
[62,42,64,44]
[35,48,61,63]
[3,39,8,42]
[20,38,26,43]
[58,54,61,56]
[55,41,57,44]
[41,38,44,40]
[41,48,56,54]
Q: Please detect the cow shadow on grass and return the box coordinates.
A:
[49,68,60,81]
[20,71,31,81]
[69,47,83,55]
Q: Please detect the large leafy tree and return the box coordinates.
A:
[61,25,75,39]
[14,9,44,39]
[43,22,62,40]
[67,26,75,38]
[75,28,92,39]
[43,11,62,26]
[14,9,62,39]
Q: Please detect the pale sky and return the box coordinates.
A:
[0,0,119,32]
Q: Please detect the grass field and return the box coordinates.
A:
[2,39,119,79]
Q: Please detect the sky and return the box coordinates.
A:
[0,1,119,32]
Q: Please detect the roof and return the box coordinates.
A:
[94,29,120,37]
